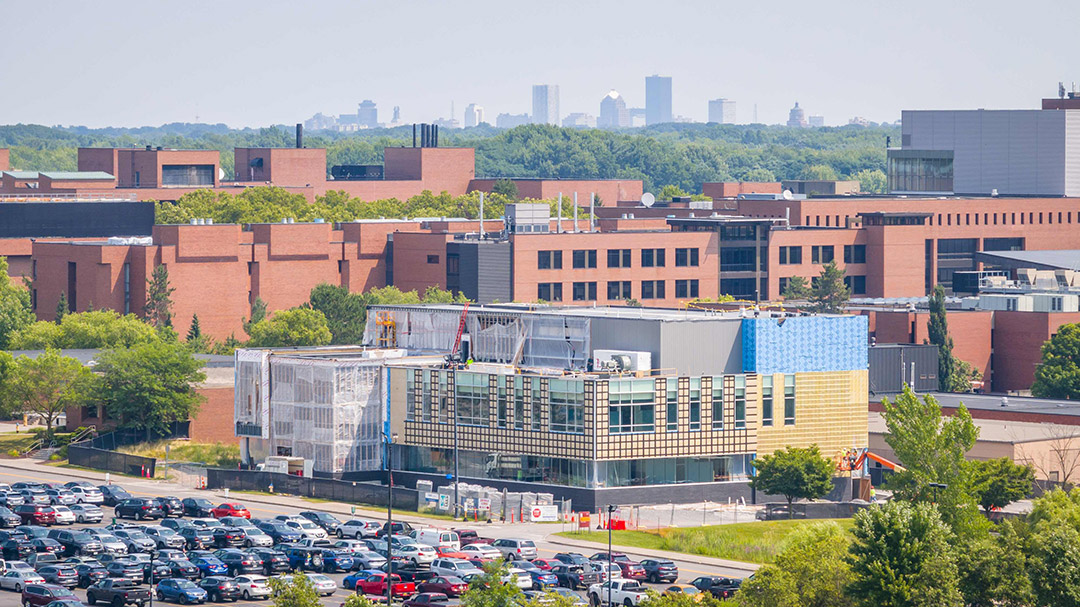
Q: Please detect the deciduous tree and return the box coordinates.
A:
[247,308,332,348]
[307,284,366,345]
[750,445,835,511]
[267,573,320,607]
[10,310,159,350]
[0,257,34,350]
[737,521,854,607]
[970,457,1034,512]
[1032,323,1080,399]
[7,350,94,434]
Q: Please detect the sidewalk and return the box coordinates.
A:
[544,533,759,574]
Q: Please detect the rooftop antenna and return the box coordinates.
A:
[573,192,579,233]
[557,193,563,233]
[589,192,596,232]
[479,191,484,240]
[1060,81,1067,99]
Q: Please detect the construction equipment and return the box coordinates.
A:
[451,302,470,359]
[374,310,397,347]
[838,447,906,474]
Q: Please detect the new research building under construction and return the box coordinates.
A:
[233,304,869,505]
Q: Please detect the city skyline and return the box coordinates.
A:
[1,0,1077,128]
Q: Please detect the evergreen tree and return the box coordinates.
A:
[55,292,69,323]
[144,265,175,328]
[927,285,959,392]
[186,313,202,341]
[810,261,850,313]
[781,276,812,300]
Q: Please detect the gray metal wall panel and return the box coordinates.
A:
[1008,112,1038,195]
[475,242,513,304]
[659,320,742,376]
[590,318,662,366]
[953,111,982,191]
[1037,112,1067,195]
[1066,111,1080,196]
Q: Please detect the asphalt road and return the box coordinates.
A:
[0,464,755,607]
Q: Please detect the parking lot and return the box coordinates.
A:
[0,464,753,607]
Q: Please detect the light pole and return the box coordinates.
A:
[606,504,616,607]
[928,482,947,503]
[386,431,398,606]
[453,407,460,519]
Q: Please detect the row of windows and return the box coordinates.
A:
[537,248,700,270]
[779,275,868,296]
[805,210,1078,228]
[538,280,696,301]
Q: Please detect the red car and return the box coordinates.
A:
[531,558,561,571]
[15,505,56,526]
[434,547,468,560]
[355,572,415,598]
[417,576,468,597]
[591,552,646,579]
[209,503,250,519]
[402,592,449,607]
[22,584,77,607]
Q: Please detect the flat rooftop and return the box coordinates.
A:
[874,391,1080,419]
[869,411,1080,444]
[975,249,1080,271]
[370,302,836,322]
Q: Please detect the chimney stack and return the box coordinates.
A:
[296,123,303,149]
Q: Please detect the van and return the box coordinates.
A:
[413,529,461,551]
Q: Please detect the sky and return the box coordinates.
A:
[3,0,1078,129]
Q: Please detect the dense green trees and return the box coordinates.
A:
[737,521,854,607]
[6,350,95,434]
[10,310,160,350]
[970,457,1035,512]
[750,445,835,510]
[144,265,175,329]
[246,308,333,348]
[0,257,34,350]
[1032,322,1080,399]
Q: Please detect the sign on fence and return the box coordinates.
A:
[530,505,558,522]
[579,512,591,529]
[438,494,450,510]
[425,492,439,502]
[478,498,491,512]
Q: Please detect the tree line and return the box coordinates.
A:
[1,121,894,195]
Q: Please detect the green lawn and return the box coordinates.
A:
[118,440,240,468]
[0,432,42,456]
[556,519,854,564]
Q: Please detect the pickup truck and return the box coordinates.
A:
[355,572,416,598]
[86,578,152,606]
[587,579,648,607]
[454,529,494,547]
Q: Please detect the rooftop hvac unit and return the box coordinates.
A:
[593,349,652,373]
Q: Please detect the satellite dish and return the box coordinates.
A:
[782,190,794,200]
[218,168,226,181]
[641,192,655,207]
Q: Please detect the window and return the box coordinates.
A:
[675,248,700,267]
[675,279,699,298]
[537,283,562,302]
[455,372,489,427]
[667,382,678,431]
[609,379,656,433]
[497,380,509,428]
[572,250,597,269]
[784,375,796,425]
[607,249,632,268]
[711,378,723,430]
[641,280,666,299]
[779,246,802,265]
[426,254,440,264]
[844,275,867,295]
[607,281,631,300]
[843,244,866,264]
[549,379,585,434]
[761,376,773,426]
[572,281,597,301]
[641,248,666,267]
[734,376,746,429]
[513,377,526,430]
[689,378,701,431]
[811,245,834,264]
[537,250,562,270]
[720,247,757,272]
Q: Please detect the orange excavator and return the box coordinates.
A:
[838,448,906,474]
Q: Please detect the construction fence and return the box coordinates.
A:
[205,469,418,510]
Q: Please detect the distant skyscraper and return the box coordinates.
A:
[496,113,530,129]
[708,98,736,124]
[808,115,825,128]
[531,84,560,125]
[645,75,672,126]
[787,102,807,128]
[357,100,378,128]
[392,106,401,123]
[464,104,484,128]
[562,113,595,128]
[598,90,629,128]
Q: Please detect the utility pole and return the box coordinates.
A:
[607,504,617,607]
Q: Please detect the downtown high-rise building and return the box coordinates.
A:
[598,90,630,128]
[708,98,736,124]
[531,84,560,125]
[645,75,672,126]
[464,103,485,127]
[357,100,378,128]
[787,102,808,128]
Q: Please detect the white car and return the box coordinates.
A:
[243,527,274,547]
[337,519,380,539]
[431,558,482,578]
[0,569,45,591]
[505,567,532,589]
[88,533,127,555]
[284,520,326,539]
[306,573,337,596]
[398,544,437,566]
[49,505,76,525]
[70,486,104,504]
[461,543,501,560]
[5,561,32,573]
[234,574,272,600]
[189,518,223,529]
[69,503,104,523]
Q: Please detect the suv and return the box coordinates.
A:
[690,576,742,600]
[152,497,184,517]
[46,530,102,556]
[299,512,341,534]
[115,499,164,521]
[21,583,77,606]
[98,486,131,508]
[14,506,55,526]
[639,559,678,584]
[181,498,214,518]
[590,553,645,579]
[492,539,538,561]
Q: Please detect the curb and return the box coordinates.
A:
[543,534,760,573]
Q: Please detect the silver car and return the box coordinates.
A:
[70,487,104,504]
[306,573,337,596]
[84,531,127,555]
[492,538,538,561]
[242,527,273,548]
[69,504,104,523]
[45,489,77,506]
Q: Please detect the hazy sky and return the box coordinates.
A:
[3,0,1077,128]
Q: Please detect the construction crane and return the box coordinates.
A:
[451,302,470,359]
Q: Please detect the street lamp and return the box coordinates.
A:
[387,431,399,607]
[606,504,617,607]
[928,482,947,503]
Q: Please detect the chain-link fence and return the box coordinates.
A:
[206,469,419,510]
[68,443,156,477]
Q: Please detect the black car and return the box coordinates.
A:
[198,576,240,602]
[38,564,79,588]
[255,523,301,544]
[48,530,102,557]
[181,498,215,518]
[553,553,592,567]
[114,498,164,520]
[640,559,678,584]
[98,486,132,508]
[690,576,743,600]
[375,521,414,538]
[215,550,261,576]
[141,560,172,585]
[30,538,63,554]
[73,562,109,588]
[178,528,214,550]
[0,506,22,527]
[211,527,246,549]
[249,548,289,575]
[550,565,599,590]
[164,558,201,580]
[153,497,184,518]
[1,538,33,559]
[299,511,342,534]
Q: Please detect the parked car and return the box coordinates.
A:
[161,520,194,533]
[141,527,184,551]
[413,530,461,552]
[187,519,222,531]
[210,528,246,549]
[516,562,558,590]
[213,550,260,577]
[0,493,26,509]
[0,569,46,591]
[46,530,101,557]
[189,556,227,579]
[69,487,104,505]
[282,547,324,572]
[209,504,249,520]
[104,560,143,584]
[639,559,678,584]
[177,529,213,551]
[398,544,437,567]
[196,576,239,602]
[162,560,200,581]
[417,576,467,597]
[2,539,33,561]
[19,491,50,506]
[180,500,214,519]
[18,526,50,540]
[43,491,76,507]
[350,549,387,570]
[21,583,77,606]
[0,507,21,528]
[430,558,481,579]
[689,576,742,600]
[402,592,449,607]
[376,522,415,538]
[530,559,561,571]
[298,512,341,534]
[68,505,103,525]
[662,585,704,601]
[587,579,648,607]
[85,534,126,557]
[72,562,108,588]
[115,500,164,521]
[353,572,414,598]
[155,578,208,604]
[527,587,588,607]
[493,539,538,561]
[247,549,289,576]
[550,565,599,590]
[306,573,337,596]
[255,523,301,545]
[111,530,155,554]
[338,520,381,539]
[152,497,184,518]
[590,553,645,580]
[61,482,95,490]
[14,506,55,527]
[554,553,592,568]
[232,574,271,600]
[45,508,74,526]
[98,487,132,508]
[85,577,151,606]
[452,529,492,547]
[30,538,63,555]
[34,566,78,589]
[460,544,500,561]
